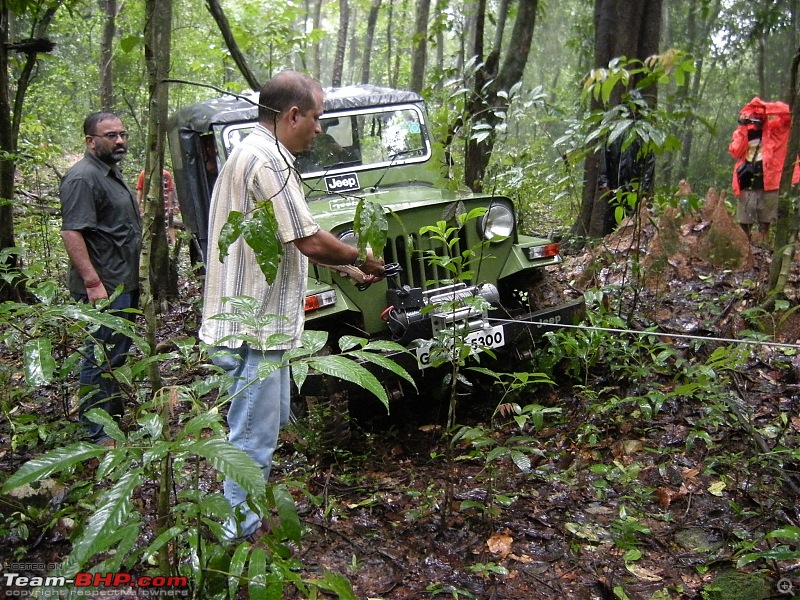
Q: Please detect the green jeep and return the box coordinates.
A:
[167,85,584,399]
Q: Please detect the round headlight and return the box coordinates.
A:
[338,229,358,247]
[477,204,515,242]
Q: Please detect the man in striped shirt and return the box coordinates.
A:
[200,71,384,542]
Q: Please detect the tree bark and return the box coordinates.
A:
[205,0,261,90]
[142,0,177,306]
[99,0,118,110]
[331,0,349,87]
[573,0,662,240]
[463,0,538,191]
[769,43,800,290]
[0,3,57,302]
[410,0,431,93]
[311,0,323,81]
[360,0,382,83]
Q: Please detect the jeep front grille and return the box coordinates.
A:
[384,229,468,290]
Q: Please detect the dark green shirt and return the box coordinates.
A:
[60,152,142,294]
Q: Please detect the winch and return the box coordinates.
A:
[383,278,500,345]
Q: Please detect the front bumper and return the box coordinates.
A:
[293,296,586,397]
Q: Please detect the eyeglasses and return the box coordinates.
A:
[89,131,129,140]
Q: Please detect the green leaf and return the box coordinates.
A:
[290,360,309,393]
[737,546,800,568]
[119,34,142,53]
[218,211,245,263]
[228,542,250,599]
[183,438,265,497]
[2,443,105,492]
[62,303,149,354]
[305,355,389,409]
[338,335,366,352]
[269,484,302,543]
[70,469,143,565]
[353,199,388,257]
[486,446,509,463]
[766,526,800,542]
[248,547,268,600]
[350,349,417,390]
[142,526,183,563]
[363,339,409,353]
[509,450,531,473]
[23,337,56,386]
[241,202,283,284]
[180,411,225,438]
[307,571,357,600]
[84,409,126,443]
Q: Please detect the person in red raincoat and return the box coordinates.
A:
[729,97,799,241]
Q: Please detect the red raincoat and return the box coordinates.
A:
[729,97,800,195]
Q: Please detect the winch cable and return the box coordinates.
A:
[486,316,800,352]
[485,315,800,499]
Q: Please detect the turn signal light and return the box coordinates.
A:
[525,243,560,260]
[305,290,337,312]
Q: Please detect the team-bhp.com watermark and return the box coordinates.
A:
[2,563,189,597]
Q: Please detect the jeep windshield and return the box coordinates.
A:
[217,104,431,179]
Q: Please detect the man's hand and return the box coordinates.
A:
[358,248,385,279]
[85,280,108,304]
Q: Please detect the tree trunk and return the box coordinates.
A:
[205,0,261,90]
[347,6,358,82]
[360,0,382,83]
[573,0,662,239]
[311,0,323,81]
[769,44,800,290]
[99,0,117,110]
[492,0,509,49]
[0,3,57,303]
[144,4,175,569]
[331,0,349,87]
[386,1,395,86]
[463,0,538,192]
[142,0,177,307]
[410,0,431,93]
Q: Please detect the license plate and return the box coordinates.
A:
[415,324,506,369]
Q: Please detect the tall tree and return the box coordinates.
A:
[311,0,323,81]
[0,1,59,302]
[409,0,431,93]
[141,0,176,307]
[204,0,260,90]
[360,0,382,83]
[462,0,540,191]
[141,0,173,571]
[331,0,349,86]
[99,0,118,110]
[672,0,721,185]
[769,42,800,291]
[572,0,662,239]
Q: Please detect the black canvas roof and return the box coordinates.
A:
[168,85,423,134]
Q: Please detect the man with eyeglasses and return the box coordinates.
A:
[60,112,141,446]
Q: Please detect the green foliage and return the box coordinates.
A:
[0,268,418,596]
[218,206,283,284]
[219,198,388,285]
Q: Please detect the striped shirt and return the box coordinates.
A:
[199,124,320,350]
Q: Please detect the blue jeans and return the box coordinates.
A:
[74,290,139,443]
[212,345,291,540]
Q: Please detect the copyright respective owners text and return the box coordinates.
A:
[1,562,189,597]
